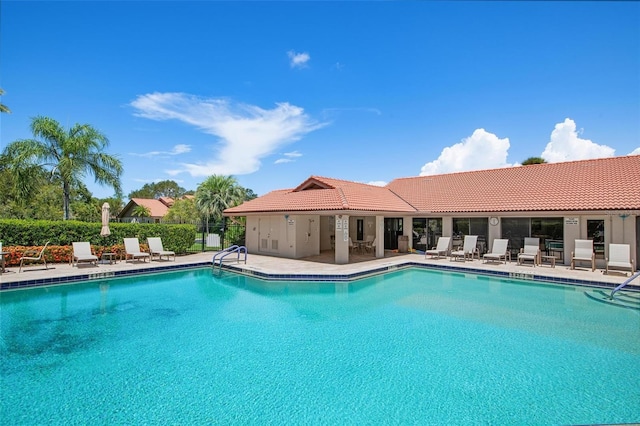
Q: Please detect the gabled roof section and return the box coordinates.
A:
[118,198,172,218]
[387,155,640,213]
[225,177,416,215]
[293,176,335,191]
[158,197,175,207]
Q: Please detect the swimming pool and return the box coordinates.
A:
[1,268,639,424]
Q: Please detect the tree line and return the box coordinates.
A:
[0,112,255,224]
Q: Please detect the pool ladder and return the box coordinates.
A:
[610,270,640,299]
[212,245,247,273]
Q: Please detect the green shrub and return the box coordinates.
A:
[0,219,196,254]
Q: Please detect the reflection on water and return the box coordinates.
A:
[1,267,639,424]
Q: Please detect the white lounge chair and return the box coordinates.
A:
[71,242,98,267]
[147,237,175,261]
[450,235,478,261]
[483,239,509,264]
[605,243,634,275]
[571,239,595,271]
[425,236,451,259]
[123,238,151,263]
[517,238,540,266]
[19,241,50,272]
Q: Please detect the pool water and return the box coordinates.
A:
[1,268,639,425]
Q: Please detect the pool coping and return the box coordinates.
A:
[0,261,211,291]
[2,258,638,292]
[220,260,638,291]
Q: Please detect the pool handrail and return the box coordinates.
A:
[610,270,640,299]
[212,245,247,272]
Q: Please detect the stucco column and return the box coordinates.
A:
[334,215,350,264]
[442,217,453,237]
[376,215,384,258]
[404,216,413,250]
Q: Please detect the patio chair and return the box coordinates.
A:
[605,243,634,275]
[571,239,595,271]
[364,236,376,254]
[348,237,356,253]
[123,238,151,263]
[19,241,50,272]
[71,242,99,267]
[517,238,540,266]
[425,236,451,259]
[483,239,509,264]
[147,237,175,261]
[450,235,478,262]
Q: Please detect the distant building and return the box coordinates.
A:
[118,195,195,223]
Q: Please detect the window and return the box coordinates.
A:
[413,218,442,251]
[501,218,529,253]
[587,219,605,259]
[384,218,403,250]
[453,218,488,254]
[501,217,564,259]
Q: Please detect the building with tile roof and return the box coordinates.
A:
[119,195,197,223]
[225,155,640,266]
[118,198,174,223]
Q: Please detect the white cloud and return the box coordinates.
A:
[367,180,387,187]
[165,169,183,176]
[131,92,325,176]
[288,50,310,68]
[420,129,514,176]
[629,147,640,155]
[274,151,303,164]
[541,118,615,162]
[130,144,192,158]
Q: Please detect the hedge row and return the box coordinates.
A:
[0,219,196,254]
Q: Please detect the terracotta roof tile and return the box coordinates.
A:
[225,156,640,215]
[225,176,416,214]
[131,198,171,217]
[388,155,640,213]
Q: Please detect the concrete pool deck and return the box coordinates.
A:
[1,250,638,291]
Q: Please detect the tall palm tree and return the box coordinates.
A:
[2,116,123,220]
[195,175,245,229]
[0,88,10,113]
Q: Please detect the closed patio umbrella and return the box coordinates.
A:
[101,202,111,237]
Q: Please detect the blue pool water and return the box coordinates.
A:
[1,268,639,425]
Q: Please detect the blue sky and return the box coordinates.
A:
[1,1,639,199]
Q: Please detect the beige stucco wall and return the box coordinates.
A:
[245,212,637,266]
[294,215,320,258]
[320,216,334,251]
[486,216,502,251]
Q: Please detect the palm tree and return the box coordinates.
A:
[195,175,245,229]
[0,88,10,113]
[2,116,123,220]
[131,205,151,218]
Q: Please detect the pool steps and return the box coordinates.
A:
[212,245,247,273]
